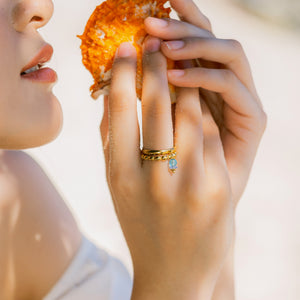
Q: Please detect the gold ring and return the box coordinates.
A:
[141,147,176,156]
[141,153,176,160]
[140,147,178,174]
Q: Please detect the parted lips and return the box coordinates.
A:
[78,0,176,101]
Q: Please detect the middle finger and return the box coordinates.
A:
[161,37,256,94]
[144,17,213,40]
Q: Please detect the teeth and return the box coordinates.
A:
[21,64,43,75]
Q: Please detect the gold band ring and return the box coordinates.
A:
[141,153,176,161]
[141,147,176,156]
[140,147,178,174]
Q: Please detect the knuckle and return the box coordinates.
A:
[203,16,212,31]
[99,118,106,133]
[250,102,268,134]
[178,105,202,127]
[176,89,202,126]
[108,95,134,113]
[142,101,169,118]
[143,51,166,71]
[185,185,203,209]
[202,114,220,136]
[113,56,135,67]
[99,125,105,137]
[99,124,105,141]
[181,163,204,208]
[227,39,243,53]
[148,184,173,207]
[258,109,268,133]
[147,171,173,205]
[220,69,235,88]
[208,180,231,202]
[112,59,135,80]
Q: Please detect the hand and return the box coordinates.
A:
[144,0,267,206]
[100,37,235,300]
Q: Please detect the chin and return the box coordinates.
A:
[0,95,64,150]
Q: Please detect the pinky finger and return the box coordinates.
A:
[168,68,261,120]
[170,0,212,32]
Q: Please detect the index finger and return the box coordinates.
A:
[108,42,141,175]
[170,0,213,32]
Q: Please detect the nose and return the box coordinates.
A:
[11,0,54,32]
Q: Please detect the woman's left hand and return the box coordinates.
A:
[144,0,267,206]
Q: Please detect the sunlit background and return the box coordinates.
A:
[26,0,300,299]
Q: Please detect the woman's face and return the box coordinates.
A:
[0,0,63,149]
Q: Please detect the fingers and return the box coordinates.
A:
[144,17,213,40]
[161,37,257,95]
[145,14,261,107]
[100,95,110,179]
[108,42,141,174]
[168,67,262,120]
[200,99,232,210]
[141,36,174,174]
[169,0,212,32]
[174,87,204,179]
[200,99,227,179]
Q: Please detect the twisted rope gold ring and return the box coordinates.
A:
[141,147,178,174]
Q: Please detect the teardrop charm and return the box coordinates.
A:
[168,158,178,174]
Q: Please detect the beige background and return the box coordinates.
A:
[26,0,300,299]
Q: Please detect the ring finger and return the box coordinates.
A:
[141,36,174,176]
[167,67,261,121]
[161,37,258,97]
[175,87,205,183]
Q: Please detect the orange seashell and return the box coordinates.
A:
[78,0,176,102]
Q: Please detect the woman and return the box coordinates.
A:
[0,0,267,299]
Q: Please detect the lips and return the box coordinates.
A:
[21,44,57,83]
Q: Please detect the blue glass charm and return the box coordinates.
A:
[169,159,178,174]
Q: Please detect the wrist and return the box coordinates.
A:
[212,228,236,300]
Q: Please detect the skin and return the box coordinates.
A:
[0,150,82,300]
[100,0,267,299]
[0,0,63,149]
[0,1,81,299]
[0,0,266,299]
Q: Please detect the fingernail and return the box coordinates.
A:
[147,17,168,27]
[116,42,135,57]
[144,36,161,53]
[164,40,185,50]
[168,69,185,77]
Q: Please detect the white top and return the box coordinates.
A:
[43,236,132,300]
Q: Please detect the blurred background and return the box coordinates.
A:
[26,0,300,299]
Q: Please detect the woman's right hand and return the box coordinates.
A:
[100,37,234,300]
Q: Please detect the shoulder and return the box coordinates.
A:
[0,150,82,300]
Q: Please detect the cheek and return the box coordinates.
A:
[0,24,17,82]
[0,49,18,106]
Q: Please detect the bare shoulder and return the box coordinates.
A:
[0,150,82,300]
